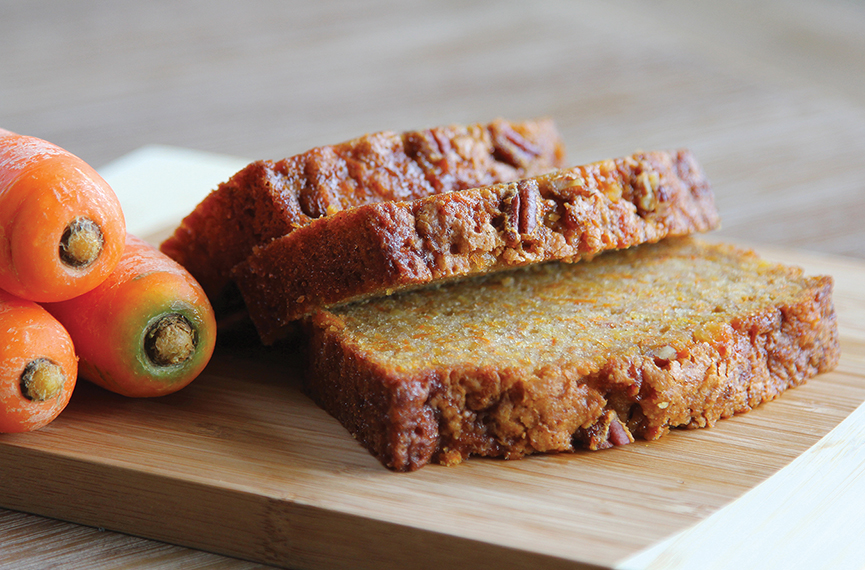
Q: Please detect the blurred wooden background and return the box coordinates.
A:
[1,0,864,567]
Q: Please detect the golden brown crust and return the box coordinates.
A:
[304,238,840,471]
[236,149,720,344]
[159,118,566,303]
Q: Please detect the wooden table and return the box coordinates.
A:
[2,1,864,568]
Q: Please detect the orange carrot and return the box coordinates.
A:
[44,235,217,398]
[0,128,126,302]
[0,289,78,433]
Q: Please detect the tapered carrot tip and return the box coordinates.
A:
[144,313,197,367]
[20,358,66,402]
[59,217,104,269]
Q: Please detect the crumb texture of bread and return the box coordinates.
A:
[305,238,840,471]
[237,149,720,344]
[159,118,565,303]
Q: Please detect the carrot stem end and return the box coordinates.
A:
[20,358,66,402]
[144,314,197,367]
[59,217,104,269]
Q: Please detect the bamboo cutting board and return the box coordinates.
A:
[1,148,864,570]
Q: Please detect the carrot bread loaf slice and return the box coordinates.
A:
[160,118,566,302]
[304,238,840,471]
[235,149,719,344]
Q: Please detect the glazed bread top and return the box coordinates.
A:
[160,118,566,301]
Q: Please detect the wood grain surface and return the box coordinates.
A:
[1,0,864,568]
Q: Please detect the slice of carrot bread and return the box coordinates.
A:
[159,118,566,302]
[235,149,719,344]
[304,238,840,471]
